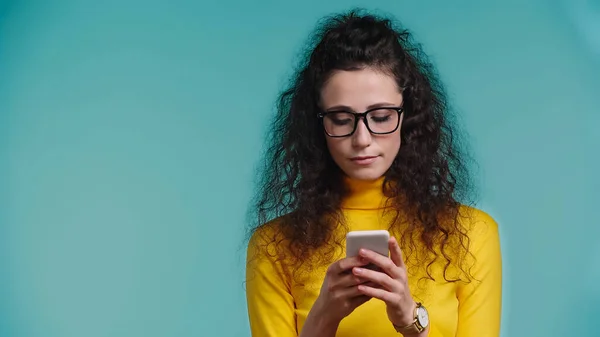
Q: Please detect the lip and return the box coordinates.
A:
[350,156,378,165]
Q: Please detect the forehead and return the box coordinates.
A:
[320,68,403,110]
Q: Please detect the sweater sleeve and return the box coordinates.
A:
[455,209,503,337]
[245,229,298,337]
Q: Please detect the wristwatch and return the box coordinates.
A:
[393,302,429,335]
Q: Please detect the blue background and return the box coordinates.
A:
[1,0,598,336]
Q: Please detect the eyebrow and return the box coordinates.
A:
[324,102,401,112]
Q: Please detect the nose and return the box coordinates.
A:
[351,118,372,148]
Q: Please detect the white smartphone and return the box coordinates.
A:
[346,230,390,258]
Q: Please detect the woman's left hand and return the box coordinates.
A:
[352,236,417,328]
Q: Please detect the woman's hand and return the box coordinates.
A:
[300,256,372,337]
[315,255,374,322]
[351,236,419,330]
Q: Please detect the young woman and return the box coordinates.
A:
[245,10,502,337]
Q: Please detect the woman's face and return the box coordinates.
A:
[320,68,403,181]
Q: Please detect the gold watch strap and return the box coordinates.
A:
[393,320,421,334]
[392,302,425,334]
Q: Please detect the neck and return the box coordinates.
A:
[341,176,390,210]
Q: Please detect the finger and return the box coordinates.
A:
[363,281,382,289]
[358,249,402,279]
[337,284,366,298]
[357,284,400,304]
[335,272,370,288]
[334,256,369,275]
[352,266,399,292]
[389,237,406,269]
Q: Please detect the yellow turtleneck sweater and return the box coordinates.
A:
[245,178,502,336]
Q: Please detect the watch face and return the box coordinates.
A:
[417,306,429,327]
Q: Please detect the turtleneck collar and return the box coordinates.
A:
[341,176,391,210]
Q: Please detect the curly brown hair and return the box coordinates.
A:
[247,9,476,282]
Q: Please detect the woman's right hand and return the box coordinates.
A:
[301,256,372,336]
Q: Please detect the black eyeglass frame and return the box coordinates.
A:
[317,107,404,138]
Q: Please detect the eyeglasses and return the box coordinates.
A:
[317,107,403,137]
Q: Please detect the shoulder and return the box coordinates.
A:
[455,205,502,269]
[456,204,500,240]
[247,216,290,262]
[246,217,297,287]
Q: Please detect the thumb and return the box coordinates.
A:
[389,236,406,268]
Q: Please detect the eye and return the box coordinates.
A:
[327,112,354,125]
[370,115,391,123]
[369,109,395,123]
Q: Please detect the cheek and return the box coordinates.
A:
[382,133,401,157]
[325,137,343,157]
[394,135,402,152]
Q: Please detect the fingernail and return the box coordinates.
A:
[359,249,367,256]
[354,267,363,274]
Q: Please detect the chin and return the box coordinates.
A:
[344,168,385,181]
